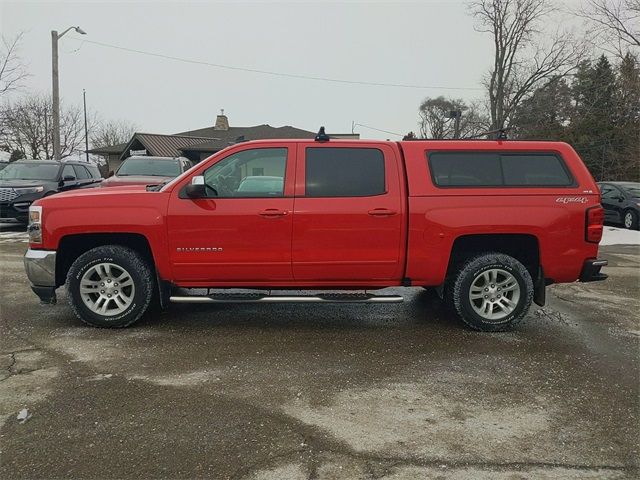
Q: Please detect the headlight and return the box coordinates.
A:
[15,186,44,195]
[28,205,43,244]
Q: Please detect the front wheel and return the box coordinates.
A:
[452,253,533,332]
[67,245,153,328]
[623,210,639,230]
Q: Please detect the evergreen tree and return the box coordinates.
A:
[614,52,640,180]
[569,55,618,179]
[512,78,572,140]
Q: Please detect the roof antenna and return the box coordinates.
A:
[315,126,330,142]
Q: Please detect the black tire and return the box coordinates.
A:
[623,209,639,230]
[452,252,533,332]
[67,245,153,328]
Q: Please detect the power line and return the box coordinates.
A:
[69,37,484,92]
[353,123,404,137]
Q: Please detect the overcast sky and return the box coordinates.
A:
[3,0,584,140]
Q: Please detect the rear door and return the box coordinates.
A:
[292,143,405,282]
[72,164,93,187]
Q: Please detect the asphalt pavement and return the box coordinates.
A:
[0,226,638,479]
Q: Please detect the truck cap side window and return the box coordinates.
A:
[305,147,385,197]
[202,148,287,198]
[428,152,574,187]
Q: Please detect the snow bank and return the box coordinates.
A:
[600,226,640,246]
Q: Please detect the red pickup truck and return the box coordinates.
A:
[24,133,607,331]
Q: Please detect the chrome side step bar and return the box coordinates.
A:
[169,293,404,304]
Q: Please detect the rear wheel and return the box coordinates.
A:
[452,253,533,332]
[623,210,638,230]
[67,245,153,328]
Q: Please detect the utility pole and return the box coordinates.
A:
[83,89,89,162]
[51,26,86,160]
[51,31,60,160]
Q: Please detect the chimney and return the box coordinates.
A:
[214,109,229,131]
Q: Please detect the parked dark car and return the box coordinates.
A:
[598,181,640,230]
[0,160,102,223]
[100,156,193,188]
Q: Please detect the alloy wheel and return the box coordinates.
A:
[79,262,135,316]
[468,268,521,322]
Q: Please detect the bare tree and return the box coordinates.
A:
[419,96,490,139]
[90,119,137,149]
[578,0,640,59]
[0,32,29,98]
[472,0,581,131]
[0,94,85,159]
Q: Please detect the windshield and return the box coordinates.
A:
[117,158,181,177]
[620,183,640,198]
[0,163,60,180]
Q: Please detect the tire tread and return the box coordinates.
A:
[452,252,533,332]
[67,245,153,328]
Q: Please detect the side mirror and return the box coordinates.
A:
[62,175,76,182]
[184,175,210,198]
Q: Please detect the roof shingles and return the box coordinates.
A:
[90,125,316,158]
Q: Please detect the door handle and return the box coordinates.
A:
[368,208,397,216]
[259,209,288,217]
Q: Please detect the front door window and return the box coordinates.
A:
[202,148,287,198]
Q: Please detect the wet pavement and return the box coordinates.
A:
[0,235,638,479]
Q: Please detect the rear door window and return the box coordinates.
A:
[73,165,90,180]
[305,147,385,197]
[428,152,573,187]
[87,165,102,178]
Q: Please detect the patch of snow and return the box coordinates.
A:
[600,226,640,246]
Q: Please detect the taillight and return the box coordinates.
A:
[585,206,604,243]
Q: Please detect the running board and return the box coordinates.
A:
[169,293,404,304]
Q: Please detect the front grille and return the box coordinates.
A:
[0,188,18,202]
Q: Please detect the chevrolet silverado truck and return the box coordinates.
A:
[23,132,607,331]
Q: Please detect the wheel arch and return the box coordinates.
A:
[447,233,541,281]
[55,233,154,287]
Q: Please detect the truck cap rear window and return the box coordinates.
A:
[427,152,574,188]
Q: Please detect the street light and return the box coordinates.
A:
[51,26,86,160]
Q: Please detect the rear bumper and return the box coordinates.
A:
[24,249,57,304]
[579,258,608,282]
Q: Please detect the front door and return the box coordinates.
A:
[292,144,405,282]
[167,145,295,283]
